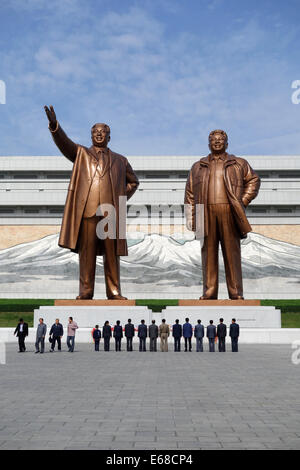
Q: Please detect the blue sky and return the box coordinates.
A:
[0,0,300,156]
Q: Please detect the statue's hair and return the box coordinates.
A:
[208,129,228,143]
[91,123,110,134]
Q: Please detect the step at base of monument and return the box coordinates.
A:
[34,305,150,328]
[162,305,281,328]
[54,299,136,306]
[178,299,261,306]
[1,328,298,344]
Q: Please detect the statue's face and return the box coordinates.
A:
[209,132,228,153]
[91,124,110,147]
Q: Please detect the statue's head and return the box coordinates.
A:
[91,123,111,147]
[208,129,228,154]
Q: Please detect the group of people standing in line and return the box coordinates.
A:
[14,317,78,353]
[14,316,240,354]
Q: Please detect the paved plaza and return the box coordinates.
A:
[0,343,300,450]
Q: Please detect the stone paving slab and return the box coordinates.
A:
[0,344,300,450]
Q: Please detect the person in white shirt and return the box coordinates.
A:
[14,318,29,353]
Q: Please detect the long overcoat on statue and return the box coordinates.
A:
[50,124,139,256]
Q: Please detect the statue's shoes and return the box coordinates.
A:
[230,296,244,300]
[108,295,128,300]
[76,295,93,300]
[199,296,217,300]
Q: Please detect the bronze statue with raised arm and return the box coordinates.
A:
[185,130,260,300]
[44,105,139,300]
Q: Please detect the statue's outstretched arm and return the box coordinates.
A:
[44,105,78,163]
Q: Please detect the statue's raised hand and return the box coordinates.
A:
[44,105,57,130]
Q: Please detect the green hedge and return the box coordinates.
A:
[261,300,300,313]
[1,298,300,315]
[1,302,300,328]
[136,299,178,312]
[0,312,34,328]
[281,313,300,328]
[0,299,54,312]
[138,299,300,314]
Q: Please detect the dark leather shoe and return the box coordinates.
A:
[230,296,244,300]
[108,294,128,300]
[76,294,93,300]
[199,296,217,300]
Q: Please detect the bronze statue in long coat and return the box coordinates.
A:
[44,106,139,300]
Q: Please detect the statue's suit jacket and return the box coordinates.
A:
[185,153,260,238]
[49,124,139,256]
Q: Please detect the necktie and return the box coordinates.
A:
[97,150,105,176]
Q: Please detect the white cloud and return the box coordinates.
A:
[6,0,85,13]
[0,3,300,155]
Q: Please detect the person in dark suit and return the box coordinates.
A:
[148,320,159,352]
[93,325,101,351]
[183,318,193,352]
[217,318,227,352]
[138,320,147,351]
[206,320,217,352]
[103,321,112,351]
[229,318,240,352]
[125,318,135,351]
[172,319,182,352]
[49,318,64,352]
[194,319,205,352]
[113,320,123,351]
[14,318,29,353]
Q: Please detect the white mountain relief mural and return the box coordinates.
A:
[0,232,299,298]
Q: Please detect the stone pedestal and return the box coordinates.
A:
[34,303,151,328]
[161,302,281,328]
[34,299,281,329]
